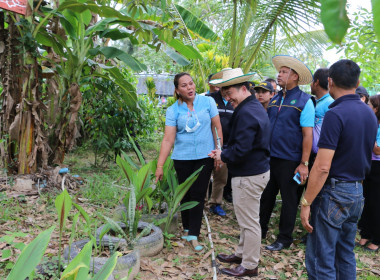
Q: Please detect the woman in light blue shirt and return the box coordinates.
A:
[155,73,223,251]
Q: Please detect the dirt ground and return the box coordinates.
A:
[1,181,380,280]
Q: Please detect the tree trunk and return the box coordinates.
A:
[0,14,48,174]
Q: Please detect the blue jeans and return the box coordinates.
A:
[306,179,365,280]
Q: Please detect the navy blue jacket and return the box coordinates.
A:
[221,95,270,177]
[206,90,234,145]
[267,86,312,162]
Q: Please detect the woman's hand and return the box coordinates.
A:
[155,166,164,183]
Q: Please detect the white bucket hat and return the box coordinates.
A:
[209,68,255,87]
[272,55,313,85]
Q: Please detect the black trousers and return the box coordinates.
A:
[259,157,304,244]
[359,160,380,245]
[173,157,214,237]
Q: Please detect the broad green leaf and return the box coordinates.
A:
[175,4,218,41]
[61,240,92,280]
[320,0,350,44]
[154,29,202,60]
[136,162,152,191]
[6,226,55,280]
[373,0,380,40]
[58,1,138,27]
[60,263,88,280]
[73,202,90,225]
[120,150,139,170]
[81,9,92,26]
[177,201,199,212]
[100,29,135,41]
[60,17,77,40]
[91,252,121,280]
[85,18,118,35]
[88,46,146,72]
[55,190,73,231]
[1,249,11,259]
[104,67,137,108]
[163,47,190,66]
[116,154,136,185]
[35,32,54,47]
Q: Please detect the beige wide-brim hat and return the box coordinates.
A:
[210,68,232,81]
[272,55,313,85]
[209,68,255,87]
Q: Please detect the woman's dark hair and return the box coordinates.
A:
[173,72,191,102]
[369,95,380,121]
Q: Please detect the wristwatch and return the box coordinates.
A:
[301,196,311,206]
[301,161,309,167]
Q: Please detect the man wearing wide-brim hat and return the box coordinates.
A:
[208,68,271,277]
[259,55,315,251]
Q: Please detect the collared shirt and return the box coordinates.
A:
[165,94,218,160]
[315,93,334,126]
[372,125,380,161]
[318,94,377,181]
[267,86,315,161]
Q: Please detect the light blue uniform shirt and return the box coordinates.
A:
[372,125,380,161]
[315,93,334,126]
[166,94,219,160]
[300,99,315,127]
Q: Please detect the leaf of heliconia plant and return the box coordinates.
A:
[177,201,199,213]
[116,154,136,185]
[60,241,92,280]
[55,190,73,232]
[320,0,350,44]
[91,252,121,280]
[88,47,147,72]
[73,202,90,225]
[174,4,218,42]
[99,29,136,42]
[136,162,152,191]
[6,226,55,280]
[60,17,78,40]
[373,0,380,40]
[60,263,89,280]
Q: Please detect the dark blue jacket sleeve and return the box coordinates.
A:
[221,115,257,164]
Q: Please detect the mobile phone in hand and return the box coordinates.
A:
[293,172,301,184]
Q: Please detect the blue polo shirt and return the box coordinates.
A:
[318,94,377,181]
[166,94,218,160]
[315,93,334,126]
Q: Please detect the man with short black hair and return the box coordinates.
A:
[300,59,378,280]
[310,68,334,162]
[265,78,278,94]
[209,68,270,278]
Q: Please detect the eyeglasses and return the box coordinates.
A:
[185,110,201,133]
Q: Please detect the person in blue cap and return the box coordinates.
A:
[259,55,315,251]
[254,81,275,110]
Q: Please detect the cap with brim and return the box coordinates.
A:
[209,68,255,87]
[210,68,233,81]
[272,55,313,85]
[254,81,274,92]
[356,86,369,97]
